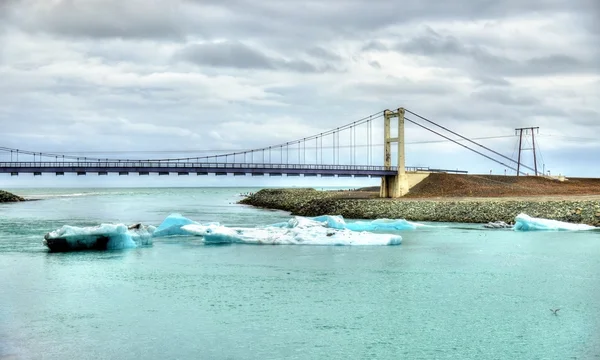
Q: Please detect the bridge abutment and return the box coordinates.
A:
[380,174,409,198]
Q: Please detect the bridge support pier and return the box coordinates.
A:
[380,108,409,198]
[380,174,408,198]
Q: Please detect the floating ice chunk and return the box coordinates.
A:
[153,213,197,237]
[309,215,423,231]
[345,218,424,231]
[182,224,246,245]
[152,213,219,237]
[514,213,596,231]
[264,221,291,228]
[310,215,347,229]
[484,221,513,229]
[182,216,402,246]
[43,223,154,252]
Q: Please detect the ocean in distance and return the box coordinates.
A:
[1,187,599,360]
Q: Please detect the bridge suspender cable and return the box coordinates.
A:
[404,109,538,175]
[145,110,384,163]
[0,112,384,163]
[404,117,523,174]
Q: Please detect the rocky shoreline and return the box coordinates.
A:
[239,189,600,226]
[0,190,25,203]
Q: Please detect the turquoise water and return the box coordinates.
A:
[1,187,599,360]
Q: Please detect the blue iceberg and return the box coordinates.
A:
[309,215,423,231]
[153,213,203,237]
[514,213,597,231]
[43,223,155,252]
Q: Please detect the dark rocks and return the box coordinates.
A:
[240,188,600,225]
[44,235,110,252]
[0,190,25,203]
[566,213,582,223]
[593,208,600,226]
[239,188,337,212]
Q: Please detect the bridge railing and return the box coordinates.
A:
[0,161,396,171]
[0,161,467,173]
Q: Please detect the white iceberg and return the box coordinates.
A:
[43,223,155,252]
[484,221,513,229]
[514,213,596,231]
[181,216,402,246]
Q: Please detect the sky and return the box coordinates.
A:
[0,0,598,188]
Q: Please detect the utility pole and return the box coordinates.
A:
[515,127,540,176]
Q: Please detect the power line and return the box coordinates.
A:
[539,134,598,142]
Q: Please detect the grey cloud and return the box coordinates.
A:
[393,28,598,77]
[343,76,597,133]
[409,101,600,143]
[368,61,381,69]
[176,41,334,73]
[567,109,600,127]
[305,47,342,62]
[348,76,456,99]
[470,88,541,106]
[529,54,581,68]
[284,60,322,73]
[399,30,468,57]
[515,55,592,76]
[186,0,596,36]
[177,41,276,70]
[0,1,14,34]
[4,0,596,42]
[475,77,511,87]
[361,40,388,52]
[6,0,188,40]
[415,101,571,124]
[82,40,175,65]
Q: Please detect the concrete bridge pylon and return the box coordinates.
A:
[380,108,409,198]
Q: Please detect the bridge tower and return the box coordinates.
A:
[380,108,409,198]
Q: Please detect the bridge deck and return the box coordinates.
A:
[0,162,467,177]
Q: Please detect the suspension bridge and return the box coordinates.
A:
[0,107,545,197]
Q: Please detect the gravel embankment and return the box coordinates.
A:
[240,189,600,226]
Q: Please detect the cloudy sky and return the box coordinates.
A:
[0,0,598,187]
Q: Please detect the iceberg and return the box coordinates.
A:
[514,213,597,231]
[309,215,424,231]
[484,221,513,229]
[181,216,402,246]
[43,223,155,252]
[153,213,218,237]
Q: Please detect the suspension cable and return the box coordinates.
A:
[405,117,523,174]
[405,108,537,173]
